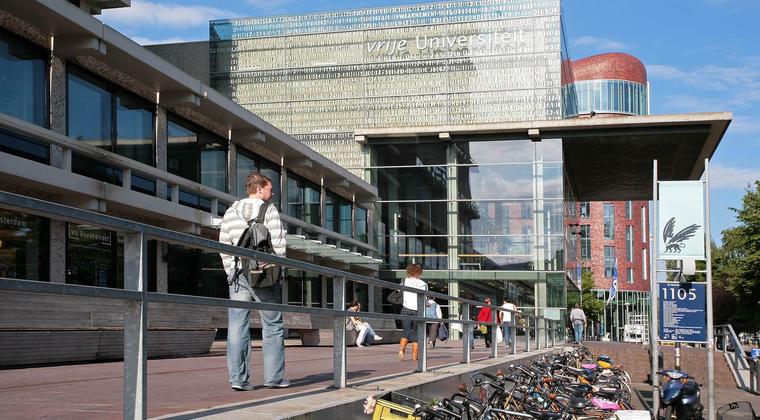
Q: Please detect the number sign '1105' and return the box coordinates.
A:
[658,283,707,343]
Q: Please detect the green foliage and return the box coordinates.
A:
[566,270,605,322]
[714,181,760,331]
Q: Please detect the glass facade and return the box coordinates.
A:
[210,0,564,171]
[563,79,648,117]
[0,210,49,281]
[371,137,563,275]
[0,29,47,127]
[167,244,226,298]
[325,192,352,237]
[167,116,228,192]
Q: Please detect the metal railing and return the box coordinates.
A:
[0,191,565,419]
[714,324,759,393]
[0,113,374,253]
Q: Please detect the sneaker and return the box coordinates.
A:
[231,383,255,391]
[373,335,383,341]
[264,379,290,388]
[356,343,365,347]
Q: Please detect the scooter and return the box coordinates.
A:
[658,369,703,420]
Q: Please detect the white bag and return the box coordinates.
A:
[496,326,503,343]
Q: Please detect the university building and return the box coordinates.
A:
[0,0,729,365]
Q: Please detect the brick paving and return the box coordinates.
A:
[0,338,531,419]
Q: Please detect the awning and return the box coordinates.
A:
[287,235,382,265]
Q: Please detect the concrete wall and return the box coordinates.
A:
[146,41,210,85]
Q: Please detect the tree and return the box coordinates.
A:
[566,270,605,323]
[715,181,760,331]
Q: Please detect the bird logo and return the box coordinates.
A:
[662,217,700,254]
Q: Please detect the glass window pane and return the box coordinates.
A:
[66,224,122,288]
[458,235,533,270]
[0,127,48,164]
[458,163,533,200]
[259,158,281,209]
[339,199,352,236]
[356,206,368,242]
[0,30,47,127]
[115,93,154,166]
[167,119,198,182]
[382,201,447,237]
[68,72,112,149]
[375,166,447,200]
[374,141,446,166]
[456,139,534,164]
[72,153,123,186]
[458,200,533,236]
[287,172,320,225]
[0,209,49,281]
[200,134,227,192]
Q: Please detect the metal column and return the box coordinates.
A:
[123,232,148,420]
[417,293,427,372]
[650,160,660,413]
[333,277,346,388]
[462,304,471,363]
[705,159,715,420]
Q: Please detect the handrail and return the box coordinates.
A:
[0,190,564,419]
[0,113,374,252]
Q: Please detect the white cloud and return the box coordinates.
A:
[708,163,760,190]
[570,36,629,51]
[100,0,235,28]
[130,36,191,45]
[729,116,760,134]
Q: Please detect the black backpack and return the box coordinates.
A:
[231,202,282,289]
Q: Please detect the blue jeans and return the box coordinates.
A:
[573,321,584,343]
[228,280,284,386]
[502,324,512,346]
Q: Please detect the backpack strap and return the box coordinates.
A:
[254,201,271,224]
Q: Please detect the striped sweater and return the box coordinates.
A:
[218,198,286,280]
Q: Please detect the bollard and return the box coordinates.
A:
[332,277,346,389]
[417,293,427,373]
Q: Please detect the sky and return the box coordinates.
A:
[99,0,760,242]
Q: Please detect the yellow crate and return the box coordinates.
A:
[372,399,420,420]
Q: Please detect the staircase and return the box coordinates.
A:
[715,324,758,393]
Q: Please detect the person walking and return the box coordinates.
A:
[219,172,289,391]
[399,263,427,361]
[346,301,383,347]
[498,296,519,349]
[569,303,587,344]
[476,297,495,348]
[425,297,442,347]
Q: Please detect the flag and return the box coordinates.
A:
[576,264,582,290]
[606,259,618,304]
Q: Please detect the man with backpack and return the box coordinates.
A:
[219,172,288,391]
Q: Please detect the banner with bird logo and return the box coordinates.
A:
[658,181,705,260]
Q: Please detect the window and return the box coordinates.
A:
[626,226,633,262]
[167,116,228,192]
[0,29,48,127]
[235,148,281,206]
[642,248,648,280]
[625,201,633,219]
[603,203,614,239]
[604,246,615,277]
[520,201,532,219]
[580,202,590,218]
[356,206,368,243]
[287,172,320,225]
[167,245,226,298]
[580,225,591,261]
[641,206,647,242]
[0,210,49,281]
[68,68,156,190]
[68,68,155,166]
[627,268,634,284]
[325,192,352,236]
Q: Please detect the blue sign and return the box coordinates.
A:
[659,283,707,343]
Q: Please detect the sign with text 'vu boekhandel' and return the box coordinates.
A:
[658,283,707,343]
[658,181,706,260]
